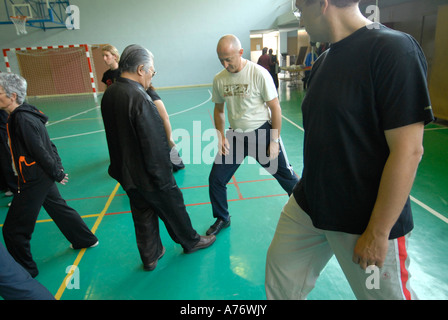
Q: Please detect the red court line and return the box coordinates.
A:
[101,192,288,217]
[65,178,278,202]
[232,176,244,200]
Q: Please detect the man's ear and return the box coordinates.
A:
[137,65,145,76]
[320,0,329,14]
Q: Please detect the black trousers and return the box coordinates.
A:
[0,138,17,193]
[209,121,299,221]
[2,174,98,278]
[126,185,200,265]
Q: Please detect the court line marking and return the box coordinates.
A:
[168,89,212,117]
[71,192,289,219]
[281,114,448,224]
[47,106,100,127]
[8,178,283,226]
[424,126,448,131]
[410,196,448,224]
[51,129,105,141]
[282,114,304,131]
[49,89,212,141]
[232,176,244,200]
[54,182,120,300]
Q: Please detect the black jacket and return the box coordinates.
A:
[7,103,65,191]
[101,77,174,192]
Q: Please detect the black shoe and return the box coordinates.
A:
[184,235,216,254]
[172,161,185,172]
[143,246,166,271]
[206,218,230,236]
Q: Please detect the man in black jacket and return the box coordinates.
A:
[101,44,215,271]
[0,73,98,278]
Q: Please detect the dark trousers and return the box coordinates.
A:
[126,186,200,265]
[0,242,54,300]
[0,138,17,193]
[209,122,299,221]
[2,175,98,278]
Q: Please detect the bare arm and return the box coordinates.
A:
[214,103,229,155]
[153,99,175,148]
[353,121,425,269]
[266,97,282,160]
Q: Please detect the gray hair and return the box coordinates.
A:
[119,44,154,73]
[0,73,27,105]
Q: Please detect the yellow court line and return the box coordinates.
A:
[54,182,120,300]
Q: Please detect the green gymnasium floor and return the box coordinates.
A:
[0,83,447,300]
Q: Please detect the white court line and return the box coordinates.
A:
[282,113,448,224]
[47,106,100,127]
[51,129,105,141]
[425,127,448,131]
[282,114,304,132]
[50,89,212,140]
[168,89,212,117]
[410,196,448,224]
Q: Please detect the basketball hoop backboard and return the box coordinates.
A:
[0,0,71,31]
[12,3,33,19]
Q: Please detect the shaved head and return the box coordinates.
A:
[216,35,246,73]
[217,34,242,53]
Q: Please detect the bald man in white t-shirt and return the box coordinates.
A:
[206,35,299,236]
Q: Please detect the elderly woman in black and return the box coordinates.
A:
[0,73,98,278]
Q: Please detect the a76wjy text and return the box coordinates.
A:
[180,304,267,317]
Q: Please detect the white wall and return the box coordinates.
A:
[0,0,292,88]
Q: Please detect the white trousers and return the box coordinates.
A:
[265,196,417,300]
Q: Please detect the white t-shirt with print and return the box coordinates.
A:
[212,60,278,132]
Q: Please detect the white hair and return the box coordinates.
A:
[119,44,154,73]
[0,73,27,104]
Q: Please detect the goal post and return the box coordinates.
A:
[2,44,98,100]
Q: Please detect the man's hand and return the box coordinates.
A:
[218,137,230,156]
[267,141,280,160]
[352,230,389,269]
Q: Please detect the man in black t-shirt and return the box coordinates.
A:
[266,0,434,300]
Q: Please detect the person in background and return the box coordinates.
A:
[101,44,121,87]
[0,73,99,278]
[101,44,215,271]
[302,42,317,90]
[257,47,271,71]
[268,49,279,90]
[265,0,434,300]
[147,86,185,172]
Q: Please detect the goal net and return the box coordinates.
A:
[3,45,98,98]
